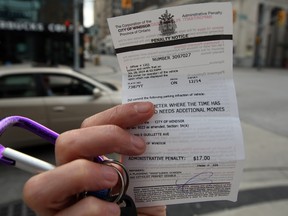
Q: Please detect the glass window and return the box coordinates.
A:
[43,74,95,96]
[0,0,41,22]
[0,74,37,98]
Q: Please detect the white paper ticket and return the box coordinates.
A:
[108,2,245,207]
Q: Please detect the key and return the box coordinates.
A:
[120,195,137,216]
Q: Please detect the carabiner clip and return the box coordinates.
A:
[0,116,130,204]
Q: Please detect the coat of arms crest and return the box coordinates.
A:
[159,10,177,35]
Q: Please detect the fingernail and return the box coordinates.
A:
[134,102,152,113]
[131,135,145,150]
[101,166,118,182]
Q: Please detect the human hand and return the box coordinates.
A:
[23,102,166,216]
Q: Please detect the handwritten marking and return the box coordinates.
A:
[175,172,213,194]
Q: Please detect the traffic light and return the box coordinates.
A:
[277,10,286,26]
[122,0,132,9]
[64,20,71,28]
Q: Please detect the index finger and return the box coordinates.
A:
[81,102,154,129]
[55,102,154,164]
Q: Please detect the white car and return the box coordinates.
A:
[0,66,121,148]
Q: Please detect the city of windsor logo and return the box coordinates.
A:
[158,10,177,35]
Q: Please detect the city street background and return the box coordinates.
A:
[1,0,288,215]
[1,55,288,215]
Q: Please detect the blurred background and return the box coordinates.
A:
[1,0,288,69]
[1,0,288,216]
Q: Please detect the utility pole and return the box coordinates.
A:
[73,0,80,71]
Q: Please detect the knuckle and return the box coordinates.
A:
[81,117,90,128]
[105,124,121,135]
[81,197,102,215]
[72,159,91,180]
[81,197,120,216]
[69,159,96,192]
[55,130,79,163]
[23,176,44,207]
[103,125,124,151]
[23,179,34,203]
[56,131,72,150]
[107,104,122,123]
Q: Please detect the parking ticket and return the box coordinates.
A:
[108,2,245,207]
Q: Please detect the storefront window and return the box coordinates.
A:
[0,0,41,22]
[0,0,80,66]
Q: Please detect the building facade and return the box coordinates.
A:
[0,0,83,66]
[91,0,288,68]
[233,0,288,68]
[148,0,288,68]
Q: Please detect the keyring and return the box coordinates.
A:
[102,159,129,196]
[105,164,126,203]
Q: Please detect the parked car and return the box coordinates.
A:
[0,66,121,148]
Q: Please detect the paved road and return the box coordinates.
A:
[1,58,288,215]
[234,67,288,138]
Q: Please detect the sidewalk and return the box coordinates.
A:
[241,122,288,185]
[237,122,288,216]
[167,121,288,216]
[81,61,115,76]
[82,54,121,75]
[203,201,288,216]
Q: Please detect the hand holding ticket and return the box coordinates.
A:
[108,2,245,207]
